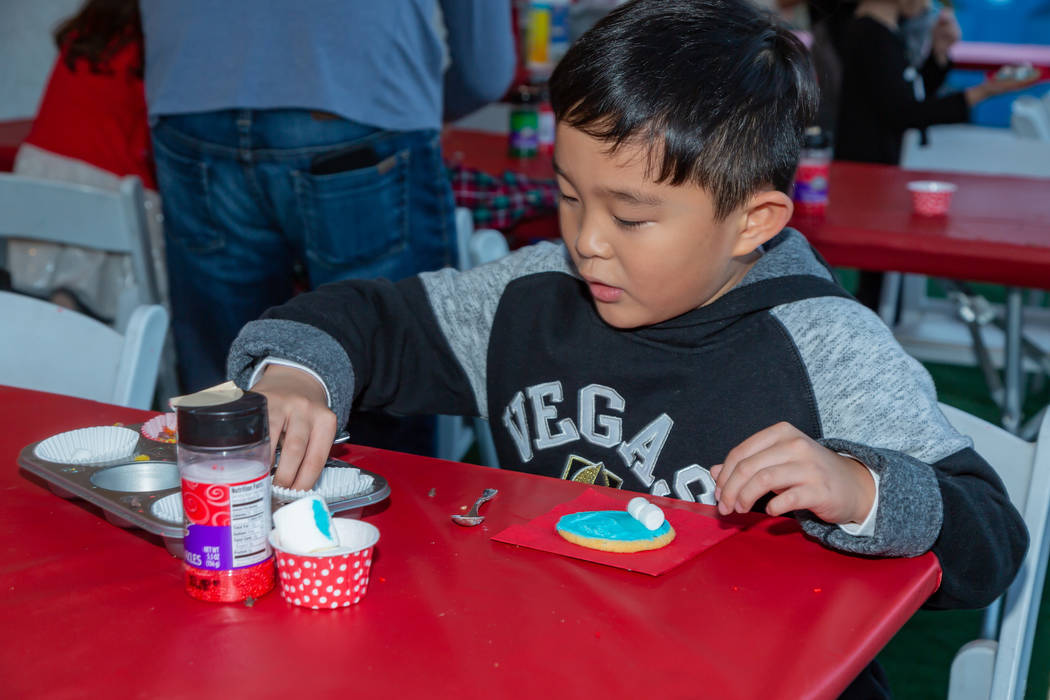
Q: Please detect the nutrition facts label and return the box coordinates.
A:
[230,476,270,567]
[182,470,272,571]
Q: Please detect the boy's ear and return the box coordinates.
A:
[731,190,794,257]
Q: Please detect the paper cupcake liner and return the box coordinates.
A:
[34,426,140,465]
[270,519,379,609]
[272,466,375,501]
[151,493,183,524]
[141,413,177,443]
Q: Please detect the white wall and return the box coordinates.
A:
[0,0,83,120]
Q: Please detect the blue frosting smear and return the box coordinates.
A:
[311,499,333,539]
[556,511,670,541]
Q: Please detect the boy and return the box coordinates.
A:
[228,0,1025,695]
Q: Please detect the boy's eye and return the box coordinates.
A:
[614,216,646,229]
[558,192,579,204]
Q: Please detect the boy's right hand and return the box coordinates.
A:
[251,364,338,491]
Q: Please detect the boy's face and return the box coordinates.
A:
[554,124,752,329]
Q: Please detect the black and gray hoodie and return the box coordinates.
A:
[229,228,1026,611]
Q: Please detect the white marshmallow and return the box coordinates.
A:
[637,503,665,531]
[272,494,341,554]
[625,497,665,531]
[626,496,650,520]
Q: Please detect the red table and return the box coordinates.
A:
[794,161,1050,290]
[1,386,941,699]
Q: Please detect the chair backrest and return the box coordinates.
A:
[1010,95,1050,141]
[435,209,508,467]
[0,291,168,409]
[0,173,160,328]
[940,402,1050,700]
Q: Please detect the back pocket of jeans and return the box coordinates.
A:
[151,130,224,253]
[294,149,409,269]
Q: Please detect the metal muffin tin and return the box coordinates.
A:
[18,423,390,558]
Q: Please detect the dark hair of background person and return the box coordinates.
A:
[55,0,143,77]
[549,0,818,221]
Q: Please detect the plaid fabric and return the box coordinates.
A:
[447,162,559,230]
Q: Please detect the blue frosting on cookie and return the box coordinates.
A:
[556,511,670,541]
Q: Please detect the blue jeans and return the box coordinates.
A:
[151,109,456,394]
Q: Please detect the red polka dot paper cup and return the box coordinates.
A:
[269,519,380,610]
[907,180,957,217]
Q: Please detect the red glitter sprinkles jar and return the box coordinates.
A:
[177,392,275,602]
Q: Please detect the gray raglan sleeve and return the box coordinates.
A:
[227,241,573,429]
[771,297,1026,608]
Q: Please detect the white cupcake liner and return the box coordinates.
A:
[34,426,140,465]
[272,466,375,501]
[151,493,183,524]
[141,413,177,443]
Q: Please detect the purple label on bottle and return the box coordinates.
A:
[184,524,233,570]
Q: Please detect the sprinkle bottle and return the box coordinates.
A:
[177,392,275,602]
[793,126,832,217]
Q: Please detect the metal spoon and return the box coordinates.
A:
[451,488,498,526]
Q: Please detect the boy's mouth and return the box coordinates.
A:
[588,281,623,303]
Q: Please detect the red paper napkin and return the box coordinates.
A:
[491,488,756,576]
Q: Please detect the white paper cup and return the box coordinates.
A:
[34,426,139,464]
[151,493,183,524]
[272,466,375,501]
[140,413,177,443]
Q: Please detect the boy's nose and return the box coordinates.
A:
[573,217,612,259]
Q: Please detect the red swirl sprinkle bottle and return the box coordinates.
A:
[177,392,275,602]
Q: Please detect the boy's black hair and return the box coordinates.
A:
[549,0,817,220]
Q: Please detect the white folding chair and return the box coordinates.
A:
[940,403,1050,700]
[0,173,160,327]
[900,124,1050,177]
[0,291,168,409]
[434,208,509,467]
[0,172,176,404]
[1010,95,1050,142]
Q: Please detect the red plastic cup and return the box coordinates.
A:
[907,181,957,217]
[270,519,379,610]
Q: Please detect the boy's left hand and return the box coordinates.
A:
[710,422,876,525]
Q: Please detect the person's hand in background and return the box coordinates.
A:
[930,8,962,66]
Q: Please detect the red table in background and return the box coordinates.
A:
[1,386,941,699]
[796,161,1050,289]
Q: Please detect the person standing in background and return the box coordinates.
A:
[8,0,165,323]
[833,0,1034,308]
[140,1,515,452]
[141,1,515,393]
